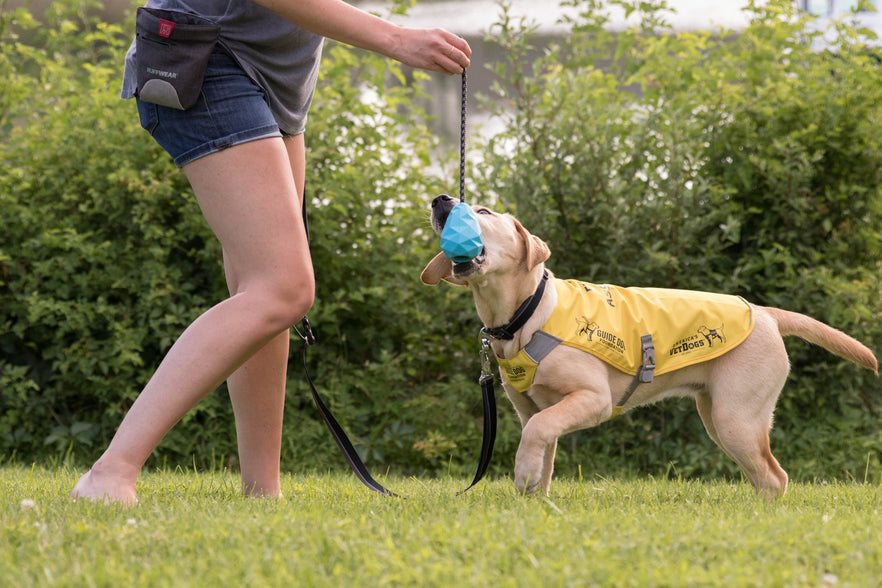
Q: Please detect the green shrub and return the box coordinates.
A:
[0,1,231,462]
[2,0,880,486]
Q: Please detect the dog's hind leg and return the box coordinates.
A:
[704,314,791,500]
[696,392,723,449]
[697,391,776,491]
[714,418,788,500]
[707,379,789,500]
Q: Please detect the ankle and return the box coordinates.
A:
[71,460,140,506]
[89,455,141,484]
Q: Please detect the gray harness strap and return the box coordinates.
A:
[521,330,656,418]
[616,334,656,409]
[524,330,563,362]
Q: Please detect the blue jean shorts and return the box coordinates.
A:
[137,47,283,167]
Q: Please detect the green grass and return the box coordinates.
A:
[2,466,880,587]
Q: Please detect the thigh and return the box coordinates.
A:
[138,46,312,288]
[184,137,312,291]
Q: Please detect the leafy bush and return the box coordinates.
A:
[2,0,881,487]
[476,0,882,481]
[0,1,230,462]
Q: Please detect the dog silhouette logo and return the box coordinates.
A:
[576,317,599,341]
[697,324,726,347]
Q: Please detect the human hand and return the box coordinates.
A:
[388,27,471,75]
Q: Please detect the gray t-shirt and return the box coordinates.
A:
[122,0,324,135]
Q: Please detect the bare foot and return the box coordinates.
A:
[242,479,283,500]
[70,462,139,506]
[244,487,284,500]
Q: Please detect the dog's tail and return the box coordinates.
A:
[763,306,878,375]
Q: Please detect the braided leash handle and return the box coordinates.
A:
[460,68,467,203]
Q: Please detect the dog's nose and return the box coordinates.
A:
[432,194,455,208]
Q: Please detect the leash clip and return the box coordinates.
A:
[295,317,316,346]
[480,337,494,381]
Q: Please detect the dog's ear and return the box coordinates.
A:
[421,252,468,286]
[513,218,551,271]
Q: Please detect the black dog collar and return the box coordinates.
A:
[482,270,550,340]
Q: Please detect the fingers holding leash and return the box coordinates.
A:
[392,27,471,75]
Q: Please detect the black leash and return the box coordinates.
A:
[455,66,498,494]
[296,319,399,497]
[457,336,497,495]
[298,68,496,496]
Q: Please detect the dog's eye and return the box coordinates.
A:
[476,208,492,215]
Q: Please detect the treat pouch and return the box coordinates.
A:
[135,7,220,110]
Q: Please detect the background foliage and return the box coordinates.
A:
[1,0,880,485]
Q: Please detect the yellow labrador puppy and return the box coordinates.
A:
[421,194,878,499]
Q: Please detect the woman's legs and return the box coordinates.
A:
[225,330,290,498]
[71,135,313,504]
[224,134,307,498]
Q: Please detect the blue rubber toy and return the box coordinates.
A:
[440,202,484,263]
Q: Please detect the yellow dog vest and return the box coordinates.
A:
[495,279,755,394]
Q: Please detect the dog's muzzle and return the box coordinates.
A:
[430,194,457,233]
[431,194,486,275]
[452,252,485,277]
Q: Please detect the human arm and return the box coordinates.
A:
[250,0,471,74]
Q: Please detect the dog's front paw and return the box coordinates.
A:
[514,470,543,494]
[514,444,545,495]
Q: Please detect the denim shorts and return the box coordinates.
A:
[137,47,284,167]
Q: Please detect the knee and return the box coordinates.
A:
[272,276,315,329]
[249,274,315,332]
